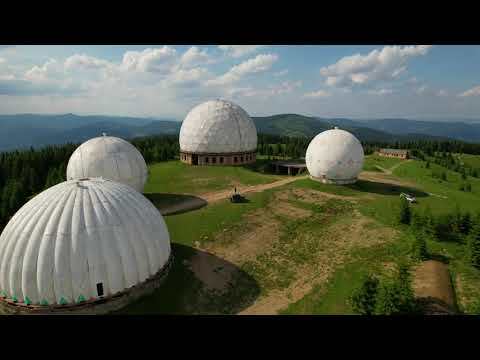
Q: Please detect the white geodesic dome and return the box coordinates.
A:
[67,135,148,192]
[179,99,258,154]
[0,178,171,306]
[306,128,364,182]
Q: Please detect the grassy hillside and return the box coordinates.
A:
[282,156,480,314]
[121,156,480,315]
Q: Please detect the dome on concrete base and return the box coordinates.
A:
[0,178,170,311]
[179,99,257,154]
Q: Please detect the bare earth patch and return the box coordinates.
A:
[271,200,312,219]
[239,210,397,315]
[358,171,417,188]
[199,176,308,204]
[186,184,397,315]
[205,209,282,264]
[413,260,457,314]
[289,188,360,203]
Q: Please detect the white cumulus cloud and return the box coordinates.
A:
[120,46,177,73]
[320,45,432,88]
[458,85,480,97]
[206,53,278,86]
[24,59,63,82]
[218,45,264,58]
[65,54,111,71]
[179,46,211,68]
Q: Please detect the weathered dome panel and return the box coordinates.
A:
[67,136,148,192]
[179,100,258,154]
[0,178,171,307]
[306,128,364,182]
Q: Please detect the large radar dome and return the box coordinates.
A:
[179,100,258,166]
[306,127,364,184]
[67,135,148,192]
[0,178,171,314]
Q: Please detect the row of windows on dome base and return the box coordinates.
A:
[180,151,257,166]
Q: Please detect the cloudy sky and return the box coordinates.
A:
[1,45,480,120]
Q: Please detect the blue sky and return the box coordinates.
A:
[1,45,480,120]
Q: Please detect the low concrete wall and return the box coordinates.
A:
[0,254,173,315]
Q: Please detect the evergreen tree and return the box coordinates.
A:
[350,274,379,315]
[396,262,417,313]
[375,263,417,315]
[375,281,402,315]
[412,231,428,261]
[399,197,411,225]
[411,211,425,231]
[467,223,480,269]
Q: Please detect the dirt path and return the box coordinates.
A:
[358,170,418,188]
[413,260,457,314]
[373,159,412,175]
[199,175,308,204]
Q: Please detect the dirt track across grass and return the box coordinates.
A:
[199,175,309,204]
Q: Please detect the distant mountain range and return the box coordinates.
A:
[0,114,181,151]
[0,113,479,151]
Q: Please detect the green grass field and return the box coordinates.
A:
[363,154,405,172]
[144,160,282,195]
[123,155,480,314]
[457,153,480,168]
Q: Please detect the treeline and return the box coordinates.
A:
[0,144,77,229]
[0,135,179,231]
[257,135,480,160]
[131,135,179,164]
[400,199,480,265]
[257,134,310,159]
[363,139,480,156]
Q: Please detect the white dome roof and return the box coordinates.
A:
[306,128,364,181]
[0,178,170,306]
[67,135,148,192]
[179,99,258,154]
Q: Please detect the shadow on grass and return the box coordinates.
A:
[242,158,277,174]
[230,196,251,204]
[118,243,260,314]
[428,253,451,264]
[415,297,458,314]
[347,180,429,198]
[145,193,207,216]
[242,158,307,176]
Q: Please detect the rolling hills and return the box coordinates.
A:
[0,113,477,152]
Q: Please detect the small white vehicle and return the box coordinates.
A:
[400,192,417,203]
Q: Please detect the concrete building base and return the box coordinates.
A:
[310,175,357,185]
[180,150,256,166]
[0,254,173,315]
